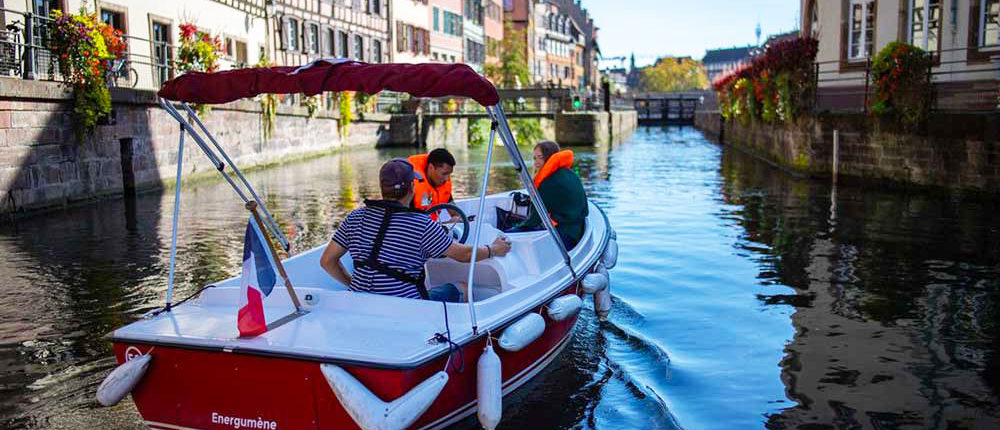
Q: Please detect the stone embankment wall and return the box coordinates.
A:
[554,110,638,145]
[694,110,1000,192]
[0,79,390,214]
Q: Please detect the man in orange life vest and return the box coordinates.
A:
[407,148,456,219]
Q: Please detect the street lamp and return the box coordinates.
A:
[264,0,276,62]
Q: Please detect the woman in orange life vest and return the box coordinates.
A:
[510,140,589,249]
[407,148,456,220]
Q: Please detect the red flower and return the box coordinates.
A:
[180,23,197,40]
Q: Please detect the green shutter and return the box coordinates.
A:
[433,7,439,31]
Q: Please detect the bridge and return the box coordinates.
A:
[630,91,710,125]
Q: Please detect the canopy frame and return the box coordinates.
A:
[156,64,579,324]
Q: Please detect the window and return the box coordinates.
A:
[326,28,336,56]
[982,0,1000,47]
[465,39,484,64]
[100,9,126,32]
[307,23,320,53]
[847,0,875,60]
[338,31,349,57]
[372,40,382,63]
[810,1,820,39]
[353,35,364,61]
[443,11,462,36]
[151,20,172,86]
[224,37,235,59]
[909,0,941,52]
[235,40,247,65]
[433,7,440,31]
[285,18,299,51]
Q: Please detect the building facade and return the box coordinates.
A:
[393,0,431,63]
[462,0,485,72]
[503,0,598,90]
[802,0,999,110]
[483,0,503,65]
[2,0,269,89]
[271,0,390,67]
[702,46,753,83]
[428,0,463,63]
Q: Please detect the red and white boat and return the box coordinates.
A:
[98,60,618,430]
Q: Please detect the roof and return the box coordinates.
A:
[701,46,754,64]
[765,30,800,46]
[158,59,501,106]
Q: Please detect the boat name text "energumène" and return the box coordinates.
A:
[211,412,278,429]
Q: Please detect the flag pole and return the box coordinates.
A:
[246,201,303,312]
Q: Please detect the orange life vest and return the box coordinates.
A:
[532,149,575,226]
[408,153,453,218]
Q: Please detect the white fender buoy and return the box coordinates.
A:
[477,343,502,430]
[97,354,152,406]
[581,264,609,294]
[594,283,612,322]
[498,313,545,352]
[547,295,583,321]
[321,364,448,430]
[601,239,619,270]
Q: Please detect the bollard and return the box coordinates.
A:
[832,129,839,186]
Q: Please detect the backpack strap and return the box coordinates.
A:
[352,200,430,299]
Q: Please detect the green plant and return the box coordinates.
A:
[354,92,374,114]
[301,95,320,119]
[49,8,126,139]
[510,118,544,143]
[713,37,818,125]
[468,118,491,146]
[178,22,222,116]
[484,21,531,88]
[254,55,279,139]
[338,91,353,138]
[775,72,794,122]
[868,42,932,129]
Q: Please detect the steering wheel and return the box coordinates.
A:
[425,203,470,244]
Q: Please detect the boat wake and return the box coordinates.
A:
[576,294,684,430]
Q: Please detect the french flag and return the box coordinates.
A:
[238,219,277,337]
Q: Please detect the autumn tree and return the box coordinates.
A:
[639,57,709,92]
[484,22,530,89]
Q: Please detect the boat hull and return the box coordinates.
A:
[114,285,582,430]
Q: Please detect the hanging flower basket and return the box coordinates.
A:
[48,8,128,139]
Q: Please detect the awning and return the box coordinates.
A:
[157,59,500,106]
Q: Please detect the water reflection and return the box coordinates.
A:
[720,148,1000,429]
[2,128,1000,429]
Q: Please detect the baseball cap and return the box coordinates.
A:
[379,158,422,190]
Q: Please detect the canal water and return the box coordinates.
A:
[1,126,999,429]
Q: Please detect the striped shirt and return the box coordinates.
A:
[332,204,454,299]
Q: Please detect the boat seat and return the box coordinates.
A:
[424,258,508,293]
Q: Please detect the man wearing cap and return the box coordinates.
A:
[319,158,511,301]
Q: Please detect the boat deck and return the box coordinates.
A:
[112,195,609,367]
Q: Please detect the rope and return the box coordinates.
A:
[147,284,216,317]
[435,300,465,374]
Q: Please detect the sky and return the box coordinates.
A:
[582,0,802,68]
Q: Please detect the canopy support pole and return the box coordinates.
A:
[463,121,499,335]
[181,103,291,251]
[165,125,185,311]
[487,105,577,280]
[157,98,291,252]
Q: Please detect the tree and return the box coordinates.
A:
[639,57,709,92]
[484,22,530,89]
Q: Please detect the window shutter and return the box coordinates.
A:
[397,22,404,52]
[278,16,288,50]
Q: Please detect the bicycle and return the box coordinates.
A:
[105,57,138,88]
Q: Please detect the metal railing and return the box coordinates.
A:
[0,8,178,91]
[812,46,1000,113]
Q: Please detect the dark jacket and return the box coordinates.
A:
[517,167,589,248]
